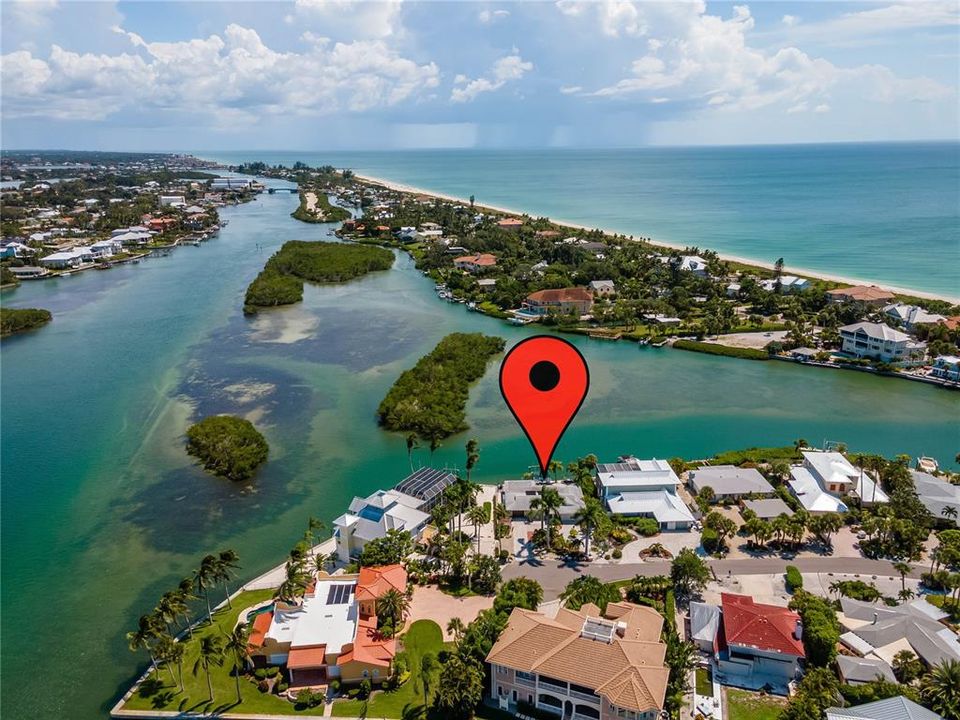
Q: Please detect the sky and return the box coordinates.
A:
[1,0,958,150]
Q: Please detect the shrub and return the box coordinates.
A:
[673,339,769,361]
[295,689,313,707]
[330,680,340,693]
[358,679,371,699]
[498,548,509,562]
[701,527,720,554]
[785,565,803,591]
[381,681,389,691]
[265,666,280,678]
[612,548,623,559]
[276,682,288,694]
[622,517,660,537]
[254,668,268,680]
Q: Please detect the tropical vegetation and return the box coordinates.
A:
[185,415,269,481]
[0,306,52,337]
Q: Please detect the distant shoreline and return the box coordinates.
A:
[355,172,959,304]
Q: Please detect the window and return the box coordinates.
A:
[362,670,369,678]
[373,669,379,678]
[497,665,508,675]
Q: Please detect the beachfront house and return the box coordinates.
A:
[332,489,431,563]
[486,600,670,719]
[496,218,523,232]
[930,356,960,382]
[883,303,946,330]
[680,255,709,277]
[826,286,895,306]
[839,322,927,363]
[594,457,694,530]
[760,276,811,293]
[588,280,616,297]
[247,565,406,688]
[522,288,593,317]
[454,253,497,273]
[687,465,774,502]
[500,480,584,521]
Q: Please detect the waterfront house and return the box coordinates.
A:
[910,469,960,525]
[680,255,709,276]
[486,600,669,719]
[146,217,178,233]
[211,177,253,190]
[588,280,616,297]
[825,696,943,720]
[496,218,523,232]
[454,253,497,273]
[500,480,584,520]
[790,347,819,362]
[687,465,774,501]
[826,286,895,306]
[39,249,86,269]
[8,265,48,279]
[883,303,946,330]
[716,594,804,693]
[88,238,122,258]
[788,450,887,511]
[594,457,694,530]
[332,489,431,563]
[839,322,927,363]
[392,467,456,512]
[522,288,594,317]
[159,195,185,207]
[930,356,960,382]
[642,314,682,327]
[248,566,406,688]
[477,278,497,292]
[837,596,960,670]
[1,241,35,258]
[760,276,811,293]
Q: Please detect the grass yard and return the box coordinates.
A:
[695,668,712,697]
[726,688,787,720]
[122,589,329,716]
[331,620,449,718]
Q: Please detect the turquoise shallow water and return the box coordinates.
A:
[0,172,958,719]
[205,143,960,297]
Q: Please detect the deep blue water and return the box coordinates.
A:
[203,143,960,298]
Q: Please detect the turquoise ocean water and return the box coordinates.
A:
[206,143,960,298]
[0,147,958,719]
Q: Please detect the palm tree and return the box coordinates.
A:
[429,435,441,458]
[155,593,180,634]
[276,560,310,604]
[892,561,911,594]
[465,439,479,481]
[154,633,180,689]
[405,433,420,472]
[193,635,225,703]
[126,614,161,670]
[176,577,198,636]
[166,638,186,692]
[313,551,332,575]
[223,624,251,704]
[921,659,960,720]
[376,588,410,631]
[530,486,564,549]
[466,504,488,555]
[446,617,465,643]
[943,506,958,524]
[573,498,606,558]
[420,653,437,709]
[547,459,563,482]
[196,555,219,623]
[216,550,241,609]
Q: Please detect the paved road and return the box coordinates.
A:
[502,555,926,600]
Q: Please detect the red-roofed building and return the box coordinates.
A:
[716,593,804,691]
[247,610,273,651]
[522,287,594,317]
[454,253,497,274]
[497,218,523,232]
[356,564,408,616]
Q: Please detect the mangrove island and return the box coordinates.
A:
[185,415,269,481]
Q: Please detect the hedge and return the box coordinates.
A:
[785,565,803,591]
[673,339,769,360]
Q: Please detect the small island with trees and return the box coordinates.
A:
[1,307,52,338]
[377,332,505,444]
[243,240,394,313]
[185,415,269,481]
[291,188,351,223]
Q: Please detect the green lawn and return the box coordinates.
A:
[726,688,787,720]
[695,668,712,697]
[122,589,326,716]
[331,620,449,718]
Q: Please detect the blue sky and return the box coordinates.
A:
[2,0,957,150]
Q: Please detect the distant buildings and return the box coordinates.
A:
[680,255,709,277]
[211,177,254,190]
[839,322,927,363]
[587,279,616,297]
[826,285,896,306]
[522,287,594,317]
[595,457,694,530]
[496,218,523,232]
[687,465,774,501]
[486,601,669,718]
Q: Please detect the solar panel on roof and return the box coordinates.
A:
[394,467,456,501]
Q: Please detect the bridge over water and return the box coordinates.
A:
[267,187,299,194]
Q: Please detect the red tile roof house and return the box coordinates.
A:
[713,593,805,694]
[522,288,594,317]
[454,253,498,274]
[496,217,524,232]
[246,564,407,691]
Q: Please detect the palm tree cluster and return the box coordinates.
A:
[741,508,839,552]
[275,517,327,605]
[126,549,241,700]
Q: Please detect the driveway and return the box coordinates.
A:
[618,530,701,562]
[403,584,493,640]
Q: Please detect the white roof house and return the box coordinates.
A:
[884,303,946,329]
[500,480,584,519]
[760,275,810,293]
[688,465,774,499]
[911,470,960,524]
[801,451,889,505]
[267,578,358,652]
[333,489,430,563]
[588,280,616,295]
[789,466,849,514]
[680,255,709,275]
[689,601,721,653]
[595,457,693,529]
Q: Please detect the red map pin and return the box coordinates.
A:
[499,335,590,479]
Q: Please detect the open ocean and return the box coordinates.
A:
[205,143,960,298]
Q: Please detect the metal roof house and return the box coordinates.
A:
[826,696,943,720]
[688,465,774,500]
[595,457,694,529]
[500,480,584,520]
[332,489,430,563]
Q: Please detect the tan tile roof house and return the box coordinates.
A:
[486,601,669,719]
[826,285,895,306]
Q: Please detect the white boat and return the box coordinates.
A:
[917,456,939,473]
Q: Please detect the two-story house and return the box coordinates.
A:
[594,457,694,530]
[522,288,594,317]
[487,600,670,720]
[839,322,926,363]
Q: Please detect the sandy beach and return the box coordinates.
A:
[356,173,959,304]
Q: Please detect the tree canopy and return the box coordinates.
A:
[185,415,268,481]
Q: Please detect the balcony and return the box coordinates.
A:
[515,674,536,688]
[539,676,568,693]
[569,688,599,703]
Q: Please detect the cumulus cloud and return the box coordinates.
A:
[5,0,59,27]
[478,8,510,24]
[586,4,952,114]
[294,0,403,38]
[451,52,532,102]
[782,14,799,27]
[1,23,440,121]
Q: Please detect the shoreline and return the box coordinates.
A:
[355,172,959,304]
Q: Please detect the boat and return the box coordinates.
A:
[467,302,477,311]
[638,338,650,347]
[651,340,667,348]
[917,456,939,473]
